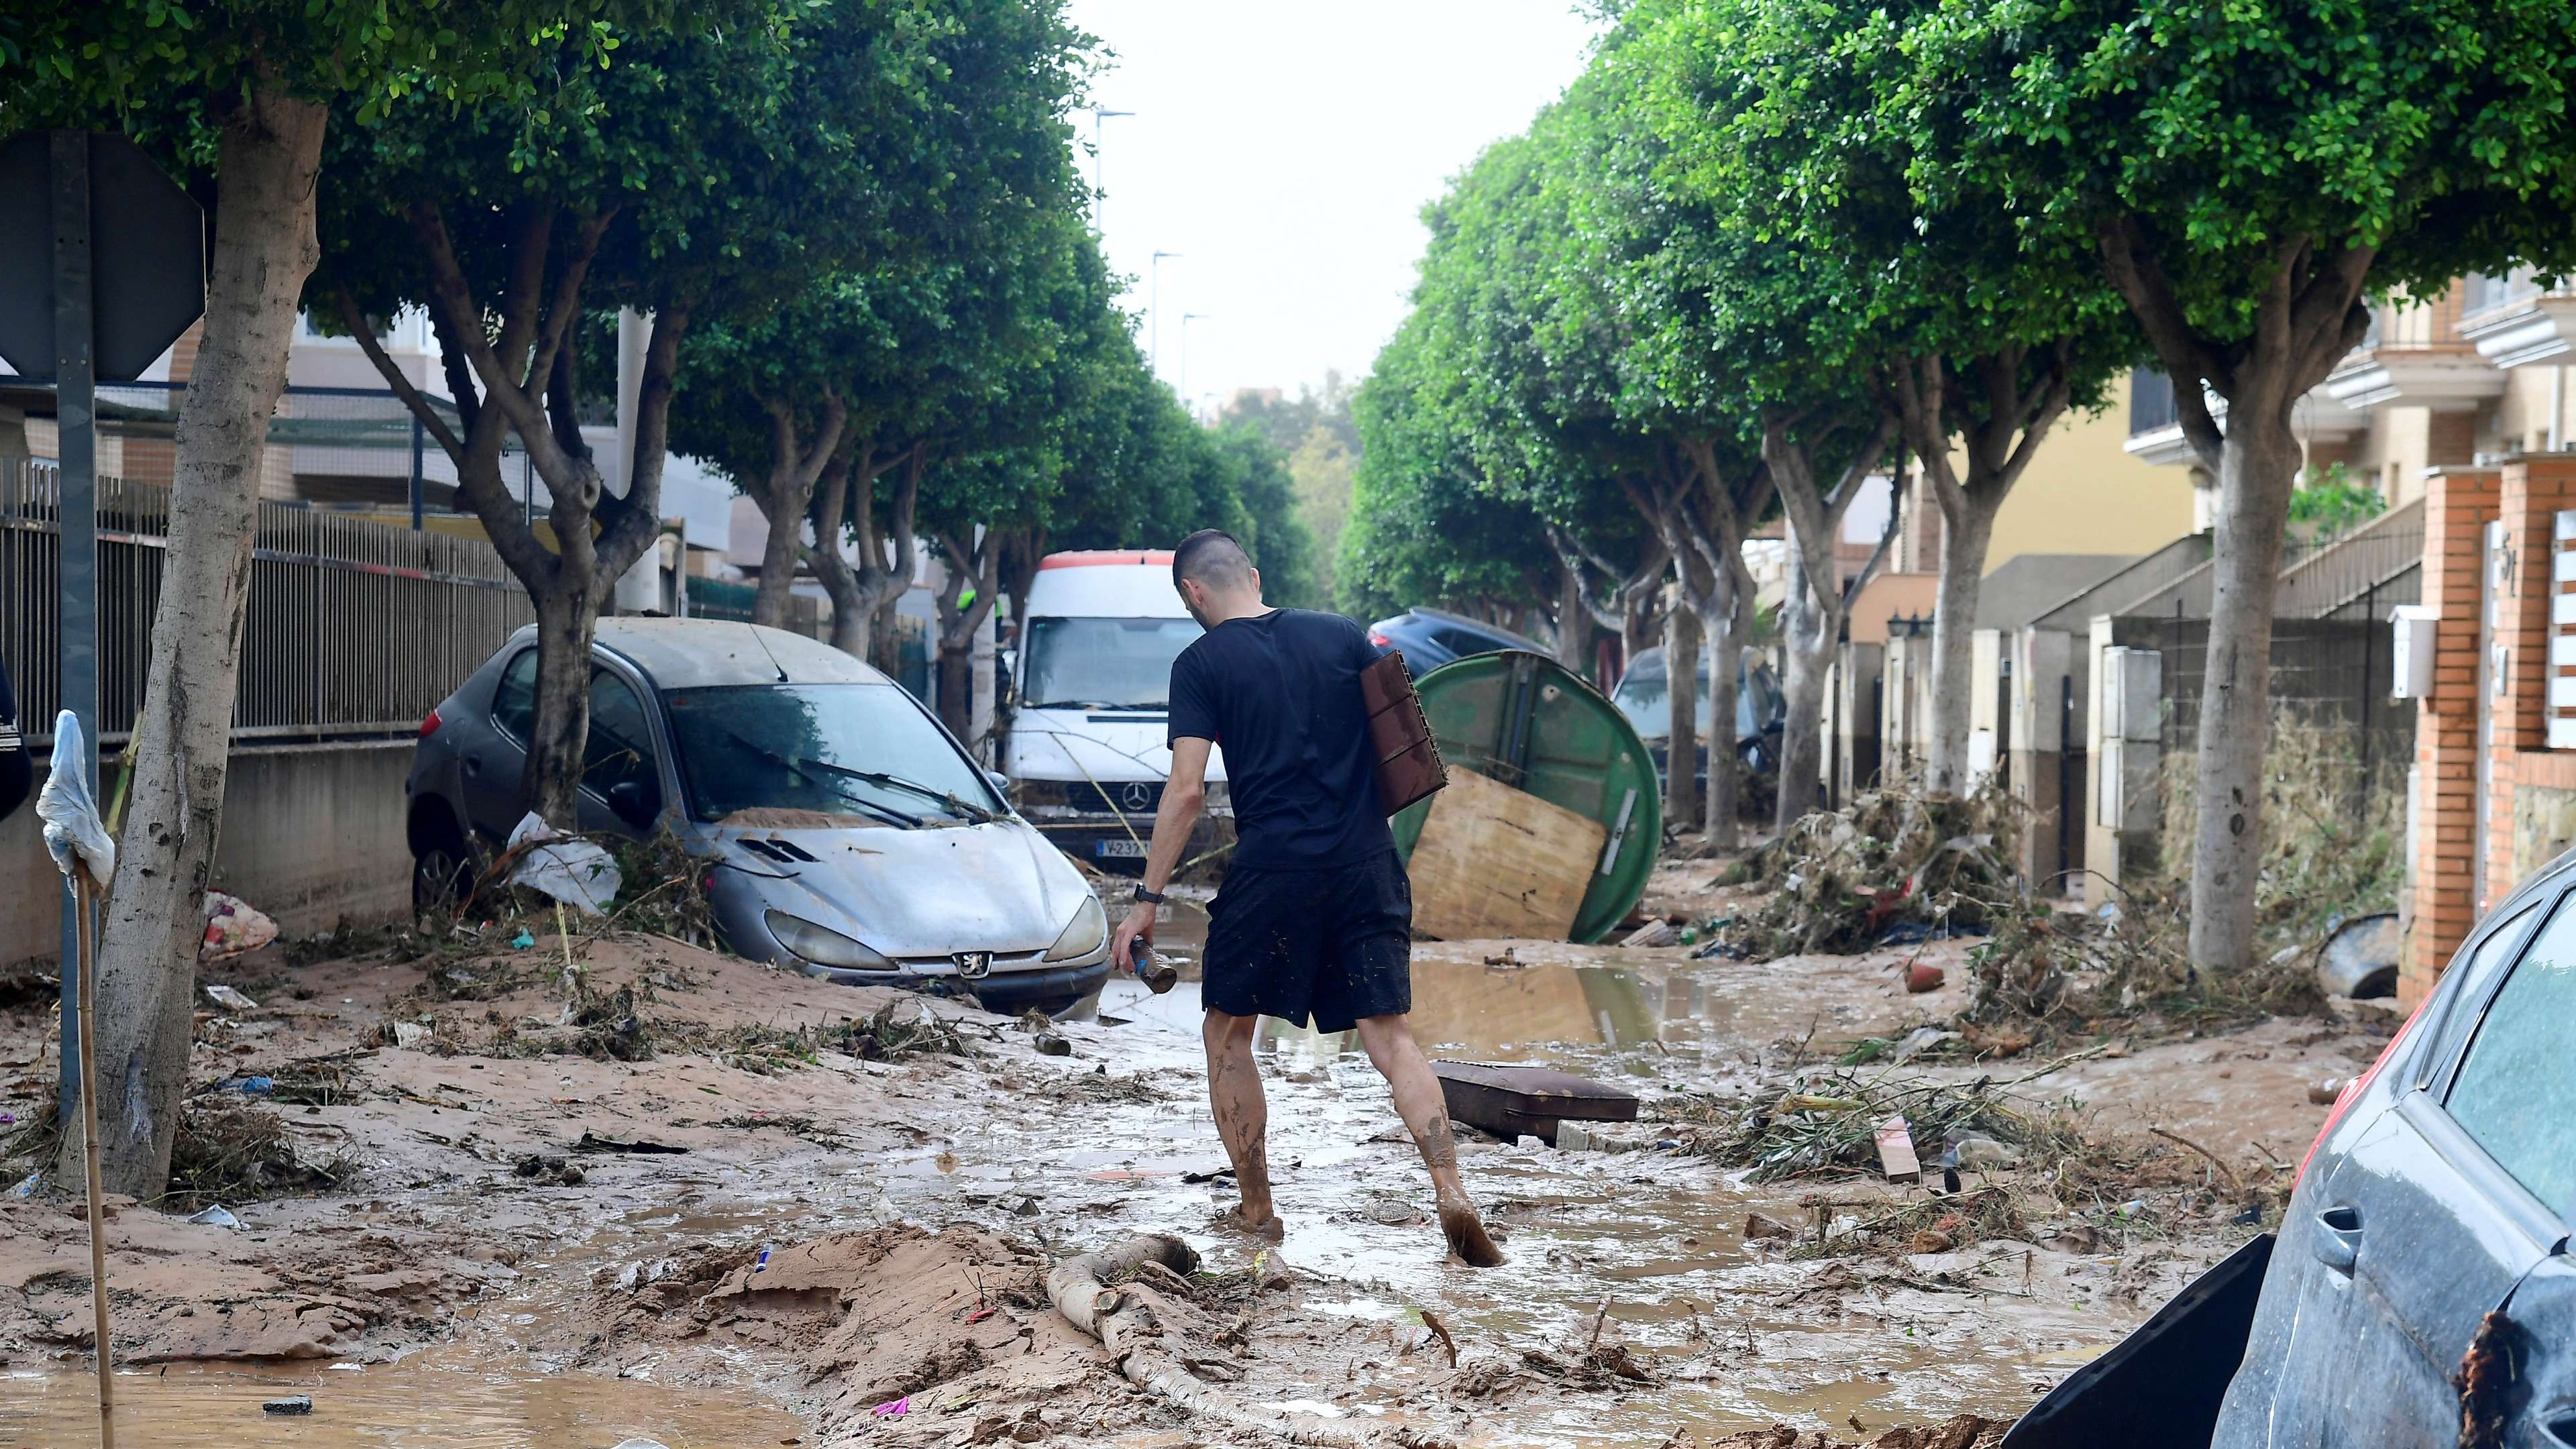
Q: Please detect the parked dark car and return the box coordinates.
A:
[406,619,1112,1014]
[2206,851,2576,1445]
[1609,645,1786,792]
[1365,607,1550,678]
[2011,845,2576,1447]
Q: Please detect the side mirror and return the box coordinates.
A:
[986,769,1012,800]
[606,777,657,830]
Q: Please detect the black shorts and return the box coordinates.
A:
[1202,849,1411,1034]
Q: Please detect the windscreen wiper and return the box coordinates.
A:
[707,726,921,828]
[800,757,996,824]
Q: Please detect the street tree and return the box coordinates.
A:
[667,0,1095,656]
[7,0,672,1197]
[1580,17,1900,828]
[321,0,914,828]
[1620,0,2139,793]
[1910,0,2576,969]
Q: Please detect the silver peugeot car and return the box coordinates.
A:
[405,618,1112,1013]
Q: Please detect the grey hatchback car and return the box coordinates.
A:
[2206,850,2576,1445]
[406,619,1113,1014]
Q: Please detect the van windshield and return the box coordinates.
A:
[1020,616,1202,711]
[663,684,999,825]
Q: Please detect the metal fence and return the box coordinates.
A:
[684,574,829,639]
[1,460,533,748]
[2127,613,2415,784]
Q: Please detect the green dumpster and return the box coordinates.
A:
[1392,651,1660,943]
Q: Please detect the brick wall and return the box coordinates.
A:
[2406,466,2498,1007]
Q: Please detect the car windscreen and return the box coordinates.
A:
[1613,653,1774,743]
[662,683,998,825]
[1020,616,1202,710]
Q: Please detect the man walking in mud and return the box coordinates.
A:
[1111,529,1505,1267]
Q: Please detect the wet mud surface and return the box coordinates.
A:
[0,859,2384,1446]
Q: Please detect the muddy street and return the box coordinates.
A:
[0,853,2381,1448]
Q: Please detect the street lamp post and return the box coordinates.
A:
[1179,312,1211,407]
[1089,107,1132,211]
[1148,250,1180,374]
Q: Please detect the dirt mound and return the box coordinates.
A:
[595,1224,1167,1440]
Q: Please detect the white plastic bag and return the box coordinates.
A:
[504,811,620,915]
[34,710,113,885]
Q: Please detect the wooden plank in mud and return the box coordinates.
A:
[1405,766,1606,941]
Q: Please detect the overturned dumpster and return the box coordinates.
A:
[1392,651,1660,943]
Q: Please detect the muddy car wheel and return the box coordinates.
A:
[413,838,473,928]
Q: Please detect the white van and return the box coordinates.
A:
[1003,550,1230,869]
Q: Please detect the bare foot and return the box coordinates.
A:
[1438,1196,1505,1267]
[1216,1203,1285,1242]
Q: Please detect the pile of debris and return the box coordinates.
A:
[1657,1067,2081,1187]
[1719,786,2023,958]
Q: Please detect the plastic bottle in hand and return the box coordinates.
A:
[1130,937,1177,994]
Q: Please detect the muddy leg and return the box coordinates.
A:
[1201,1009,1281,1238]
[1352,1014,1505,1267]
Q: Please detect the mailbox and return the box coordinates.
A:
[2390,605,2436,700]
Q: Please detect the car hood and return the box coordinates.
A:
[702,815,1089,958]
[1008,706,1228,783]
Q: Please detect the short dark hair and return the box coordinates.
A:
[1173,529,1253,592]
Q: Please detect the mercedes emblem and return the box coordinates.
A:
[1120,782,1152,812]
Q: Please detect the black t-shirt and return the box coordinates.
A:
[1167,608,1392,870]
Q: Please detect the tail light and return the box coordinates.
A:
[2298,995,2431,1185]
[1367,630,1392,648]
[418,707,443,738]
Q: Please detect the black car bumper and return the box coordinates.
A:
[795,959,1113,1015]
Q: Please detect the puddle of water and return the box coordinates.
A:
[0,1356,802,1448]
[1053,961,2101,1444]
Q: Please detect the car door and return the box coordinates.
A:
[2275,893,2572,1444]
[576,663,667,837]
[2432,908,2576,1447]
[2499,1255,2576,1448]
[462,645,541,841]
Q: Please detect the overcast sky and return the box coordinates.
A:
[1067,1,1604,411]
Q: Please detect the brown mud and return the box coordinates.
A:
[0,855,2380,1446]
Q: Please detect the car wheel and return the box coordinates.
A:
[412,833,474,926]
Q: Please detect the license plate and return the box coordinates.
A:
[1095,839,1148,857]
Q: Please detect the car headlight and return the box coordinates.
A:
[1045,894,1108,962]
[764,910,893,969]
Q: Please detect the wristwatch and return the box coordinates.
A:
[1132,886,1167,906]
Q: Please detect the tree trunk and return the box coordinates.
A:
[1663,591,1703,835]
[2187,413,2304,973]
[1774,546,1835,828]
[1703,589,1741,847]
[525,584,597,826]
[753,500,805,629]
[72,89,327,1196]
[936,643,975,741]
[1554,559,1590,674]
[1923,498,1998,794]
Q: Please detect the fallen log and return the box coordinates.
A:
[1046,1234,1449,1449]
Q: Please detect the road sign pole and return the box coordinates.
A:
[51,131,96,1132]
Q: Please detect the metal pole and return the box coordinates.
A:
[51,131,97,1132]
[408,414,424,530]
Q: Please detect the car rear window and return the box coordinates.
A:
[2445,900,2576,1218]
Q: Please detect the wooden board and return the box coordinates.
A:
[1405,766,1607,941]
